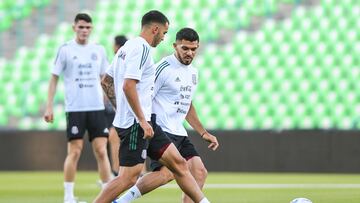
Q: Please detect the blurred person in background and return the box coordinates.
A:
[44,13,111,203]
[105,35,128,176]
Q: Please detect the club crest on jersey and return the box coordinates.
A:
[71,126,79,135]
[91,53,98,61]
[192,74,197,85]
[141,149,147,159]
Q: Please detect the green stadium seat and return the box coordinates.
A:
[1,0,358,130]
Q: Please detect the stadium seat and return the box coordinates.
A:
[1,0,358,130]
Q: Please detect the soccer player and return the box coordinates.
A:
[93,10,210,203]
[113,35,128,54]
[43,13,112,203]
[116,28,219,203]
[105,35,128,176]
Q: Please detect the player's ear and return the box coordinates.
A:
[72,24,76,31]
[152,25,159,34]
[173,43,177,49]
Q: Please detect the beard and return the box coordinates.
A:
[152,34,161,47]
[180,57,192,65]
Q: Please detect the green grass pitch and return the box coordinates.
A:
[0,172,359,202]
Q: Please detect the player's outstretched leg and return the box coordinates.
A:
[93,164,144,203]
[159,144,210,203]
[182,156,208,203]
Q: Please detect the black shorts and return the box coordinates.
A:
[104,103,115,128]
[150,132,199,171]
[105,112,115,129]
[116,114,171,167]
[65,110,109,142]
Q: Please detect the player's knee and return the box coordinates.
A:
[68,148,82,161]
[94,147,108,160]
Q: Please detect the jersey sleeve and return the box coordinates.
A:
[124,44,149,81]
[99,46,109,75]
[52,45,67,76]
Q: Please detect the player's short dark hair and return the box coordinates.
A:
[176,28,199,42]
[74,13,92,23]
[114,35,128,47]
[141,10,169,27]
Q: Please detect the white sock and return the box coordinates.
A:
[116,185,142,203]
[64,182,75,201]
[199,197,210,203]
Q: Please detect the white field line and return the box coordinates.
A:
[5,182,360,190]
[160,183,360,189]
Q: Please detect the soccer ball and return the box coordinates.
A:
[290,198,312,203]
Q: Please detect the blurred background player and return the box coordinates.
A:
[43,13,112,203]
[105,35,128,176]
[117,28,219,203]
[113,35,128,54]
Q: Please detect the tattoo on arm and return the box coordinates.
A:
[101,75,117,109]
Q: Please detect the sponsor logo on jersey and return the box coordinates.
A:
[180,85,192,92]
[78,63,92,69]
[176,108,187,114]
[175,77,181,82]
[78,70,92,76]
[79,83,94,88]
[72,55,77,60]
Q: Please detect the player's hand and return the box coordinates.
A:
[202,132,219,151]
[44,107,54,123]
[139,120,154,139]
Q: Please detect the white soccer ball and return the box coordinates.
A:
[290,198,312,203]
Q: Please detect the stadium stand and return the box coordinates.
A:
[0,0,50,32]
[0,0,358,130]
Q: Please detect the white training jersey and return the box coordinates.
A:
[52,39,108,112]
[152,54,198,136]
[107,37,154,128]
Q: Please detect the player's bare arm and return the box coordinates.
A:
[123,78,154,139]
[185,102,219,151]
[44,74,59,123]
[101,74,117,109]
